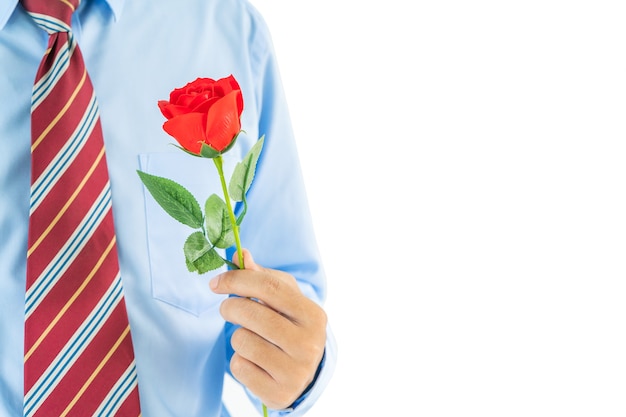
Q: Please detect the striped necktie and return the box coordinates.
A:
[21,0,142,416]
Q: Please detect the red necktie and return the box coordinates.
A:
[21,0,141,415]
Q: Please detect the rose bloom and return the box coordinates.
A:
[158,75,244,155]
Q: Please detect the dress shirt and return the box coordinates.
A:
[0,1,336,416]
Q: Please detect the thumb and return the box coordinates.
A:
[232,248,262,271]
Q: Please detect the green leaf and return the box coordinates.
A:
[185,256,198,273]
[137,170,203,229]
[205,194,235,249]
[184,231,211,261]
[183,231,225,273]
[228,135,265,202]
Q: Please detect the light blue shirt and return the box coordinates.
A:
[0,1,336,416]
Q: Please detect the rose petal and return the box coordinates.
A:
[190,95,219,113]
[219,74,241,93]
[162,112,207,154]
[204,90,242,152]
[159,101,193,119]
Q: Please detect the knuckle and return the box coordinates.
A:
[299,298,328,329]
[263,274,282,295]
[241,299,263,322]
[300,340,325,371]
[312,305,328,327]
[295,325,326,366]
[282,272,299,288]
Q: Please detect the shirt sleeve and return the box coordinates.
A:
[222,4,337,415]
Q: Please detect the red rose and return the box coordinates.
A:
[158,75,244,155]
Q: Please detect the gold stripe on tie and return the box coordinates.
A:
[27,147,105,257]
[31,68,88,152]
[24,236,117,362]
[60,325,132,417]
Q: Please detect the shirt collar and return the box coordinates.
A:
[0,0,126,30]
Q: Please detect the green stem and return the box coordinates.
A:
[215,155,266,415]
[213,155,245,269]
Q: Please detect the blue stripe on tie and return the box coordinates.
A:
[29,13,71,34]
[24,278,124,417]
[32,37,73,109]
[30,94,98,213]
[96,364,138,417]
[25,187,112,317]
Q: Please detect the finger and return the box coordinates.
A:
[231,327,320,396]
[230,327,289,380]
[220,296,295,349]
[210,267,307,323]
[230,353,302,410]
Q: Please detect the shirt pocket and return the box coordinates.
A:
[138,152,231,316]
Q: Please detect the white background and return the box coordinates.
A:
[226,1,626,416]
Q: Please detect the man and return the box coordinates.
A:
[0,0,336,415]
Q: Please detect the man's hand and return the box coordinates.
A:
[209,249,327,410]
